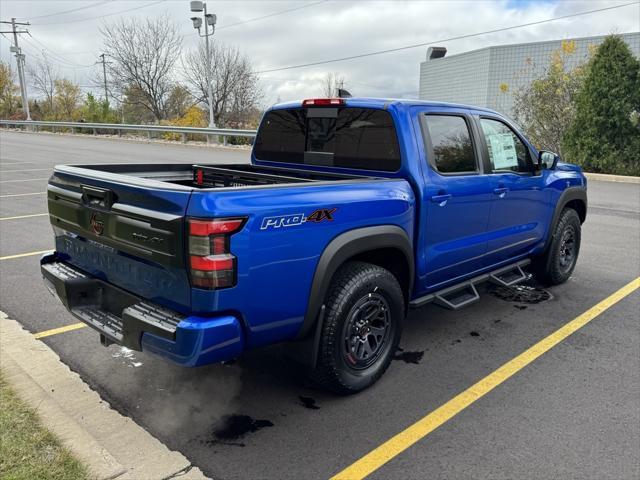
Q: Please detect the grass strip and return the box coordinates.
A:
[0,374,88,480]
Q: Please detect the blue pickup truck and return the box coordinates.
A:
[41,97,587,393]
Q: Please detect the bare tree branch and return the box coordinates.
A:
[183,41,262,127]
[100,14,182,121]
[27,53,58,115]
[321,72,346,97]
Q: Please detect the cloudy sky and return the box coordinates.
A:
[1,0,638,106]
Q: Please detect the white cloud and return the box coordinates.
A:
[1,0,638,106]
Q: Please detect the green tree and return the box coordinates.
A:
[79,93,118,123]
[121,84,156,124]
[512,40,587,157]
[563,35,640,175]
[165,84,193,119]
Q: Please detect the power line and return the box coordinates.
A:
[23,33,96,68]
[31,0,166,26]
[182,0,328,38]
[23,1,112,21]
[255,1,639,74]
[19,41,95,71]
[219,0,328,31]
[44,50,99,57]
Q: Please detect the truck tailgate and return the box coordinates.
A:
[47,166,192,313]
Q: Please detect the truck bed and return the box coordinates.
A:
[65,163,370,190]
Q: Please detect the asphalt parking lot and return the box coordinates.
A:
[1,129,639,480]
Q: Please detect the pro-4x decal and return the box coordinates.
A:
[260,208,337,230]
[306,208,336,223]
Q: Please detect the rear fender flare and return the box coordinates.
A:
[296,225,414,340]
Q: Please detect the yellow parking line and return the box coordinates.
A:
[331,277,640,480]
[0,192,46,198]
[0,250,51,261]
[34,322,87,339]
[0,178,48,183]
[0,213,48,221]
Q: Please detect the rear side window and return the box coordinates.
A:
[423,115,477,174]
[254,107,401,171]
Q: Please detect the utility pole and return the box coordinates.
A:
[99,53,108,101]
[1,18,31,120]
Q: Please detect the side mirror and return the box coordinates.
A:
[538,150,559,170]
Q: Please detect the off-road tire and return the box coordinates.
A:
[313,261,404,394]
[534,208,581,285]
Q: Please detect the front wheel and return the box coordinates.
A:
[534,208,581,285]
[313,261,404,394]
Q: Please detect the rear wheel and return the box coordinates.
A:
[313,261,404,394]
[534,208,581,285]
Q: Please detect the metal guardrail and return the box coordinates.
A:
[0,119,257,144]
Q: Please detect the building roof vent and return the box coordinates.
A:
[427,46,447,60]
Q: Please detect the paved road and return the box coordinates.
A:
[1,130,639,480]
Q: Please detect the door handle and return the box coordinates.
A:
[430,194,452,205]
[493,187,509,198]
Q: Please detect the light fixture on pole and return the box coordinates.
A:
[189,1,216,132]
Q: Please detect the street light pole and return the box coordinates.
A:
[203,3,215,130]
[190,1,217,131]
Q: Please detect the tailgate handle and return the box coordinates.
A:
[81,185,114,210]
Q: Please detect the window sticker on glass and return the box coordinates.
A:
[487,132,518,169]
[480,118,532,173]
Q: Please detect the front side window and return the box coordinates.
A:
[423,115,477,174]
[254,107,401,171]
[479,118,532,173]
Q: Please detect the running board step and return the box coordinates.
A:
[409,259,531,310]
[489,264,528,287]
[433,283,480,310]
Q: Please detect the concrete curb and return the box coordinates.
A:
[0,312,209,480]
[584,172,640,184]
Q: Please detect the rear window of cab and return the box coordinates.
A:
[254,107,401,172]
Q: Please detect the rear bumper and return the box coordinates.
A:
[40,252,244,367]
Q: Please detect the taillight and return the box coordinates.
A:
[302,98,345,106]
[188,217,245,289]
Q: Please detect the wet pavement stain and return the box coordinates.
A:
[299,396,320,410]
[469,331,480,337]
[393,350,425,364]
[201,415,274,447]
[489,284,551,304]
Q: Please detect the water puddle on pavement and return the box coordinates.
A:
[111,346,143,368]
[299,396,320,410]
[201,415,274,447]
[489,283,552,305]
[393,347,425,364]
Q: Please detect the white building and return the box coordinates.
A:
[419,32,640,115]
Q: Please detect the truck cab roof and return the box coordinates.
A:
[270,97,502,116]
